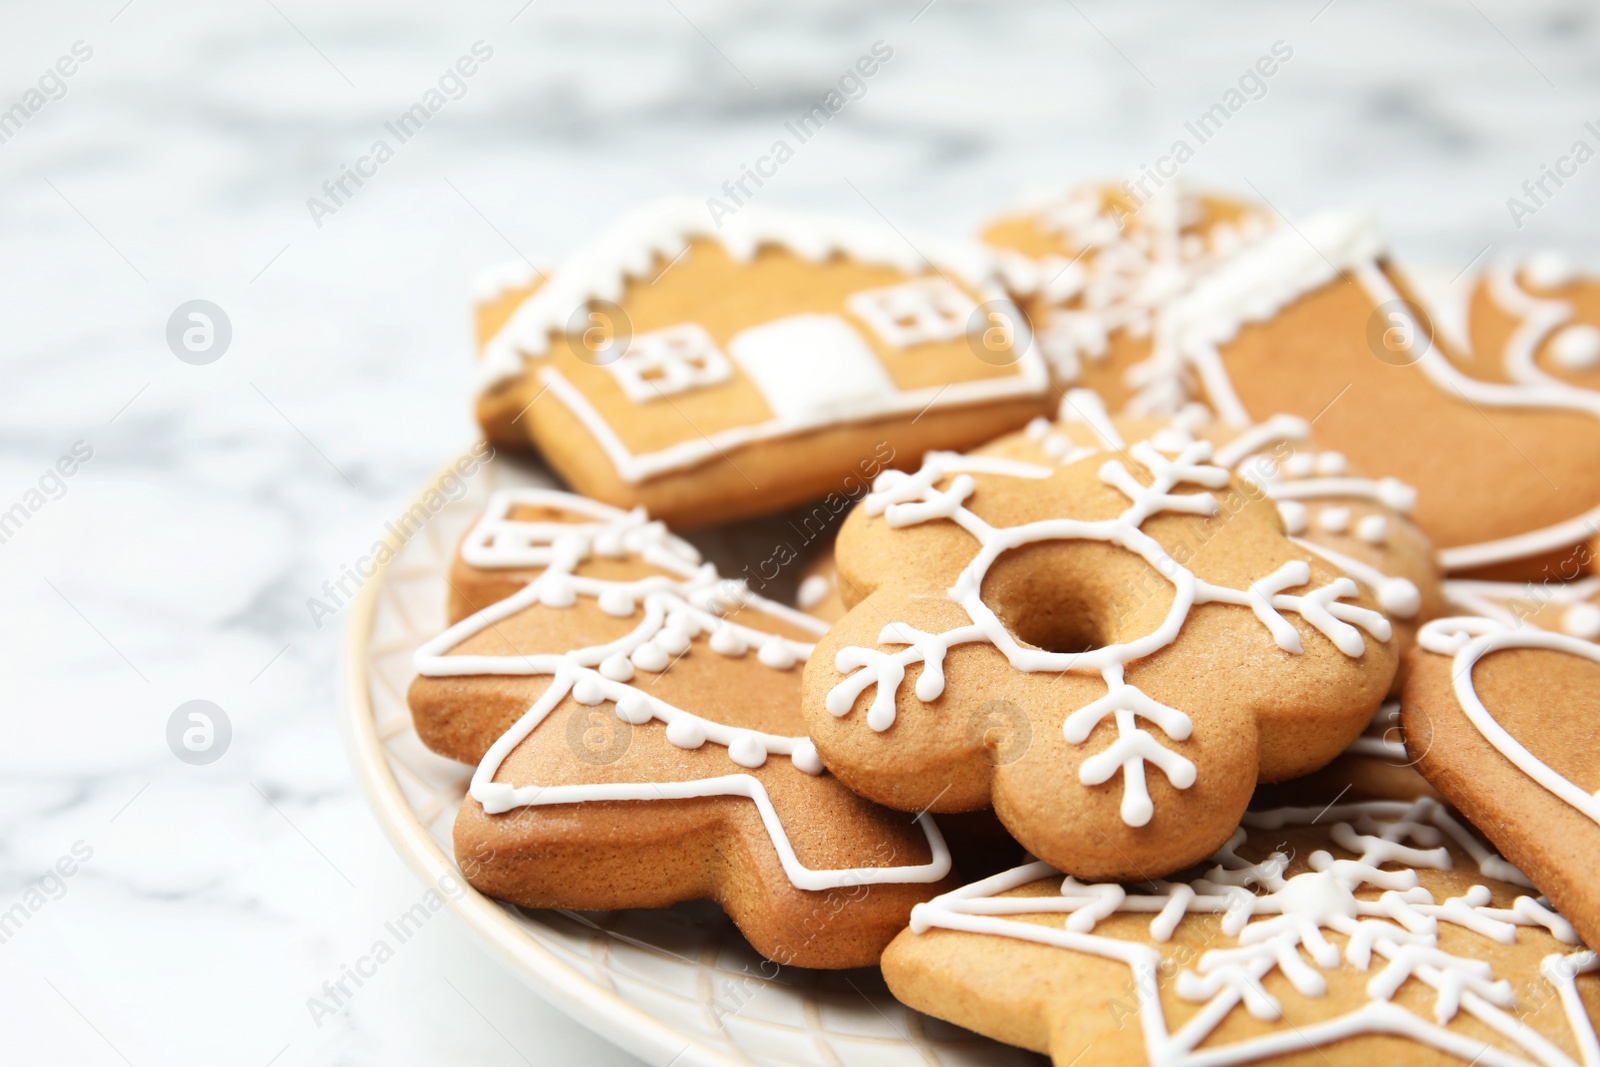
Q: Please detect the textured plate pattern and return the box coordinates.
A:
[344,451,1040,1067]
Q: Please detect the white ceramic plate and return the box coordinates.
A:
[340,449,1040,1067]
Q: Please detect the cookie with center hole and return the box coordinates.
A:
[801,431,1398,881]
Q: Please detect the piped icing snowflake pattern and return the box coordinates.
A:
[1419,616,1600,828]
[824,432,1392,827]
[415,488,952,892]
[1026,390,1426,620]
[1010,182,1278,412]
[907,798,1598,1067]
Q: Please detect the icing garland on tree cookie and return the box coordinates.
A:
[1418,615,1600,827]
[415,488,952,892]
[906,798,1596,1067]
[824,434,1393,827]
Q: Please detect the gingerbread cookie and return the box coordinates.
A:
[445,487,856,626]
[980,389,1444,669]
[1253,700,1441,807]
[980,181,1278,413]
[802,430,1397,881]
[1156,210,1600,579]
[1415,251,1600,395]
[883,797,1597,1066]
[1444,576,1600,642]
[474,198,1050,528]
[407,489,954,968]
[1404,616,1600,951]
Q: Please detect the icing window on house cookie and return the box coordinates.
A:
[605,323,732,403]
[907,798,1596,1067]
[846,278,978,348]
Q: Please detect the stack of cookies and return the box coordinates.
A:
[409,186,1600,1064]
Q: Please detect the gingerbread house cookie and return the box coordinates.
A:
[475,198,1050,527]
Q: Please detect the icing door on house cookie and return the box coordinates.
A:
[728,313,898,424]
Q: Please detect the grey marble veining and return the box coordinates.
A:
[1,0,1597,1063]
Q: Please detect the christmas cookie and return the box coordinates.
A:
[801,429,1398,882]
[1404,615,1600,950]
[1444,576,1600,641]
[444,487,858,630]
[980,180,1278,412]
[883,797,1597,1066]
[1253,700,1441,808]
[980,390,1444,668]
[407,489,954,968]
[475,198,1050,528]
[1154,210,1600,579]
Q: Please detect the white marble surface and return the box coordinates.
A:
[2,0,1598,1063]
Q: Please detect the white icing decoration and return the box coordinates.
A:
[727,313,897,423]
[1356,514,1389,544]
[1552,324,1600,371]
[845,277,979,348]
[418,489,952,892]
[908,798,1595,1067]
[477,198,1047,485]
[1318,506,1352,534]
[605,322,732,402]
[473,258,545,302]
[1523,251,1579,291]
[1443,578,1600,638]
[796,574,832,612]
[1041,397,1422,621]
[1293,537,1422,619]
[1564,602,1600,640]
[1010,182,1278,408]
[1419,616,1600,827]
[826,436,1391,826]
[1344,700,1408,762]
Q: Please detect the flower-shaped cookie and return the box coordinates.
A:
[801,431,1398,881]
[408,488,953,968]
